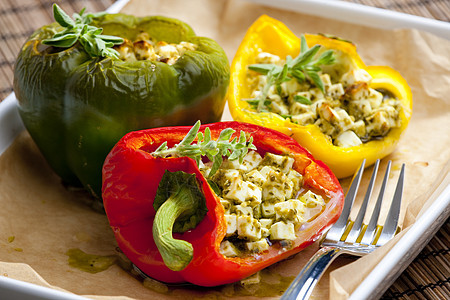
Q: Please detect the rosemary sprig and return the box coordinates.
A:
[42,4,124,58]
[247,35,335,112]
[152,121,257,177]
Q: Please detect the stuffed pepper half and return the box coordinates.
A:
[227,15,412,178]
[13,5,229,201]
[102,121,344,286]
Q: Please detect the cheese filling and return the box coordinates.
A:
[114,32,197,65]
[201,151,326,257]
[246,50,402,147]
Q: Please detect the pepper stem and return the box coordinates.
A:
[152,185,197,271]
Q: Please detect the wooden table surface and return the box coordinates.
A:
[0,0,449,299]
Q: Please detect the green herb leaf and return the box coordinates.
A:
[246,34,337,112]
[248,64,276,75]
[42,4,123,58]
[151,121,257,177]
[294,94,312,105]
[42,33,79,48]
[53,4,75,28]
[300,35,309,54]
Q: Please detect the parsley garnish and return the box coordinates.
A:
[246,35,335,112]
[42,4,124,58]
[151,121,257,177]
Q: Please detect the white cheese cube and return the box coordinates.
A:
[224,150,263,172]
[269,98,290,115]
[261,201,276,218]
[314,118,336,138]
[341,69,372,86]
[212,169,240,190]
[245,169,266,187]
[281,78,306,96]
[256,52,281,64]
[367,88,383,109]
[223,179,262,205]
[253,204,262,219]
[224,214,237,236]
[317,102,340,124]
[262,178,287,202]
[237,216,262,241]
[261,168,291,202]
[260,153,294,174]
[176,41,197,55]
[157,43,180,65]
[287,169,303,197]
[310,87,324,100]
[351,86,383,111]
[246,239,270,253]
[348,99,372,118]
[274,199,305,224]
[116,42,137,61]
[300,191,325,221]
[289,101,310,115]
[133,40,157,61]
[335,130,363,147]
[261,227,270,238]
[220,240,240,257]
[320,73,332,90]
[270,222,296,240]
[291,112,316,125]
[234,205,253,217]
[327,83,345,98]
[365,111,390,136]
[335,108,355,132]
[352,120,366,137]
[259,166,274,179]
[259,218,274,229]
[300,190,325,207]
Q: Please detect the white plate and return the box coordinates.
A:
[1,0,449,299]
[2,93,449,300]
[247,0,450,40]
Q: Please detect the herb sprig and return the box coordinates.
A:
[152,121,257,177]
[247,35,336,112]
[42,4,124,58]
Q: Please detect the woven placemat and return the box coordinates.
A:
[343,0,450,22]
[0,0,114,100]
[0,0,449,299]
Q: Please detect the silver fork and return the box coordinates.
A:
[281,159,405,300]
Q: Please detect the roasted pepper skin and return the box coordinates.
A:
[102,121,344,286]
[13,14,230,199]
[227,15,412,178]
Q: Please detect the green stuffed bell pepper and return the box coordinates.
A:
[13,5,230,203]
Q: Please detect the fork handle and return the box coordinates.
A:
[281,246,342,300]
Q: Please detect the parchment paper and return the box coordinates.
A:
[1,0,449,299]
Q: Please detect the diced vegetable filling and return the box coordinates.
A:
[200,151,325,257]
[246,50,402,147]
[114,32,197,64]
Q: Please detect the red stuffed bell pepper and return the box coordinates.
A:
[102,121,344,287]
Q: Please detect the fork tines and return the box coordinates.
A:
[324,159,405,251]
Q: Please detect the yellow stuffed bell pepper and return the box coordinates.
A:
[228,15,412,178]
